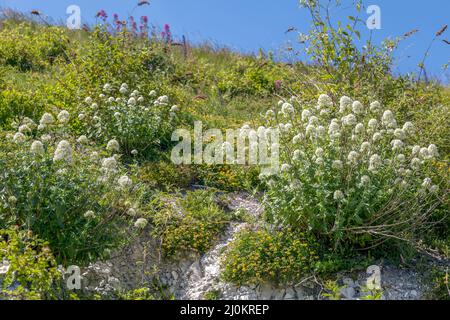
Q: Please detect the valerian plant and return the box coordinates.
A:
[261,94,447,251]
[77,83,181,159]
[0,110,149,264]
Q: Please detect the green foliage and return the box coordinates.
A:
[221,228,318,286]
[0,21,68,72]
[263,94,446,253]
[0,228,59,300]
[0,115,145,264]
[139,161,196,191]
[425,267,450,300]
[152,190,229,258]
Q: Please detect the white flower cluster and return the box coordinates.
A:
[267,94,441,204]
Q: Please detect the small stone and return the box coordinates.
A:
[172,271,179,280]
[340,286,355,299]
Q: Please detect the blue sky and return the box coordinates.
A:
[1,0,449,82]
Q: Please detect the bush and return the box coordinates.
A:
[78,83,181,159]
[221,228,318,286]
[0,228,59,300]
[0,112,148,264]
[261,94,446,252]
[152,190,229,258]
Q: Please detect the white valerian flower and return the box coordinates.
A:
[281,102,295,115]
[41,134,52,143]
[369,101,381,113]
[328,121,340,136]
[382,110,397,128]
[410,157,421,169]
[85,97,93,104]
[293,149,302,161]
[5,133,13,140]
[101,157,118,172]
[277,100,284,107]
[422,177,432,189]
[318,94,333,109]
[91,103,98,109]
[159,95,169,104]
[339,96,352,113]
[31,140,44,155]
[0,259,10,275]
[396,154,406,163]
[137,96,144,103]
[57,110,70,124]
[352,101,364,114]
[266,109,275,118]
[84,210,96,219]
[315,157,324,165]
[40,113,55,126]
[53,140,73,163]
[13,132,26,143]
[118,175,132,189]
[128,97,136,106]
[342,114,357,126]
[360,175,371,187]
[411,145,420,156]
[308,116,319,125]
[347,151,359,165]
[90,151,99,161]
[77,135,88,144]
[355,123,364,134]
[114,112,121,119]
[119,86,128,94]
[372,132,382,142]
[369,154,382,172]
[394,128,406,140]
[360,141,371,153]
[78,113,85,120]
[391,139,404,151]
[130,90,139,97]
[149,90,157,97]
[333,190,344,201]
[131,149,138,156]
[316,125,326,138]
[281,163,291,172]
[419,147,429,159]
[8,196,17,205]
[301,109,311,122]
[315,147,324,158]
[403,122,414,135]
[18,124,31,133]
[107,139,120,152]
[108,97,115,103]
[305,124,316,137]
[368,119,378,129]
[428,144,439,158]
[170,105,179,113]
[332,160,343,170]
[134,218,148,229]
[127,208,137,216]
[103,83,112,92]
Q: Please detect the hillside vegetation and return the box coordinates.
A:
[0,2,448,300]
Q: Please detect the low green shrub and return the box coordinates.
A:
[152,190,229,258]
[221,228,318,286]
[262,94,446,253]
[0,228,59,300]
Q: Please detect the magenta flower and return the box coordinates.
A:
[96,9,108,21]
